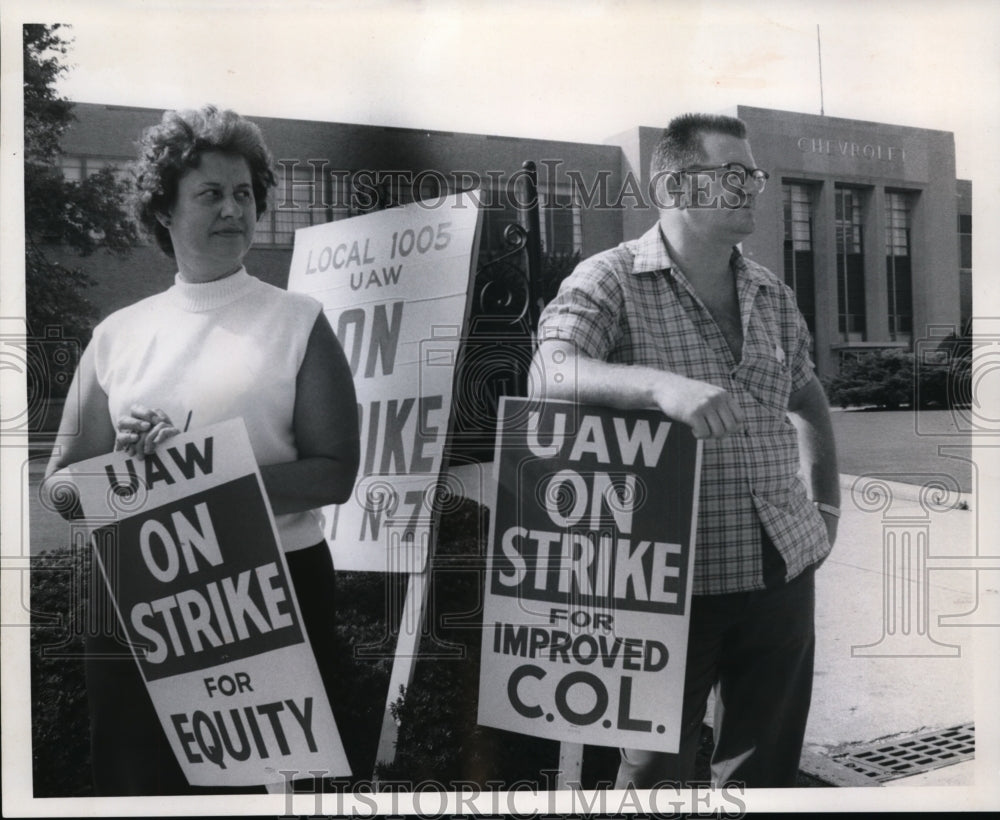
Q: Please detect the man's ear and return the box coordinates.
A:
[155,211,172,228]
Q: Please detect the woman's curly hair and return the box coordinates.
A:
[132,105,277,257]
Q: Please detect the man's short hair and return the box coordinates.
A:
[650,114,747,178]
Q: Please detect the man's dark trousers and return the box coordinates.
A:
[615,541,817,789]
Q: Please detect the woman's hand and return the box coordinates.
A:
[115,404,179,458]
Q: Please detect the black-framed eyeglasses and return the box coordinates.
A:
[673,162,770,193]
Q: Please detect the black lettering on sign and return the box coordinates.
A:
[335,301,404,378]
[105,437,215,495]
[170,697,318,770]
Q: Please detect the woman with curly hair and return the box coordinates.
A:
[46,104,360,795]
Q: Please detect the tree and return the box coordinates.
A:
[23,24,138,406]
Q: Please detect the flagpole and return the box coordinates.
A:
[817,24,825,116]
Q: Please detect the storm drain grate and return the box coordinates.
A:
[830,723,975,783]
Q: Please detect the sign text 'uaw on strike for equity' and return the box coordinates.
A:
[478,399,702,752]
[61,419,350,787]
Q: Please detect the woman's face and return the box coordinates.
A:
[160,150,257,282]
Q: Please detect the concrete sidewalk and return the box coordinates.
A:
[797,472,987,787]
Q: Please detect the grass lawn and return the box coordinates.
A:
[829,408,972,493]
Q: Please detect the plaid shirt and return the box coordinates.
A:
[537,224,831,594]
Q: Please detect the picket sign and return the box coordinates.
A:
[477,398,703,785]
[59,419,352,788]
[287,193,484,775]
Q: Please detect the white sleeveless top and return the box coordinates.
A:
[91,268,325,551]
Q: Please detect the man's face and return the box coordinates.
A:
[664,131,760,245]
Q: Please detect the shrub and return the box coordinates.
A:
[826,349,916,409]
[30,547,93,797]
[936,323,973,408]
[328,569,405,784]
[825,343,972,411]
[375,498,562,787]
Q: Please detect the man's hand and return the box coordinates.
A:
[818,509,839,546]
[789,375,841,548]
[115,404,179,459]
[651,373,744,439]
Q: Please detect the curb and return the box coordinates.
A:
[797,749,875,788]
[839,473,972,509]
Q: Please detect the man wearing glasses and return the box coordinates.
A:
[533,113,840,788]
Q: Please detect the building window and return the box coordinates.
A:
[958,211,973,324]
[835,187,866,341]
[782,183,816,335]
[539,189,583,256]
[477,182,582,268]
[58,155,129,184]
[958,212,972,270]
[400,172,450,207]
[59,155,84,182]
[257,161,351,246]
[885,191,914,343]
